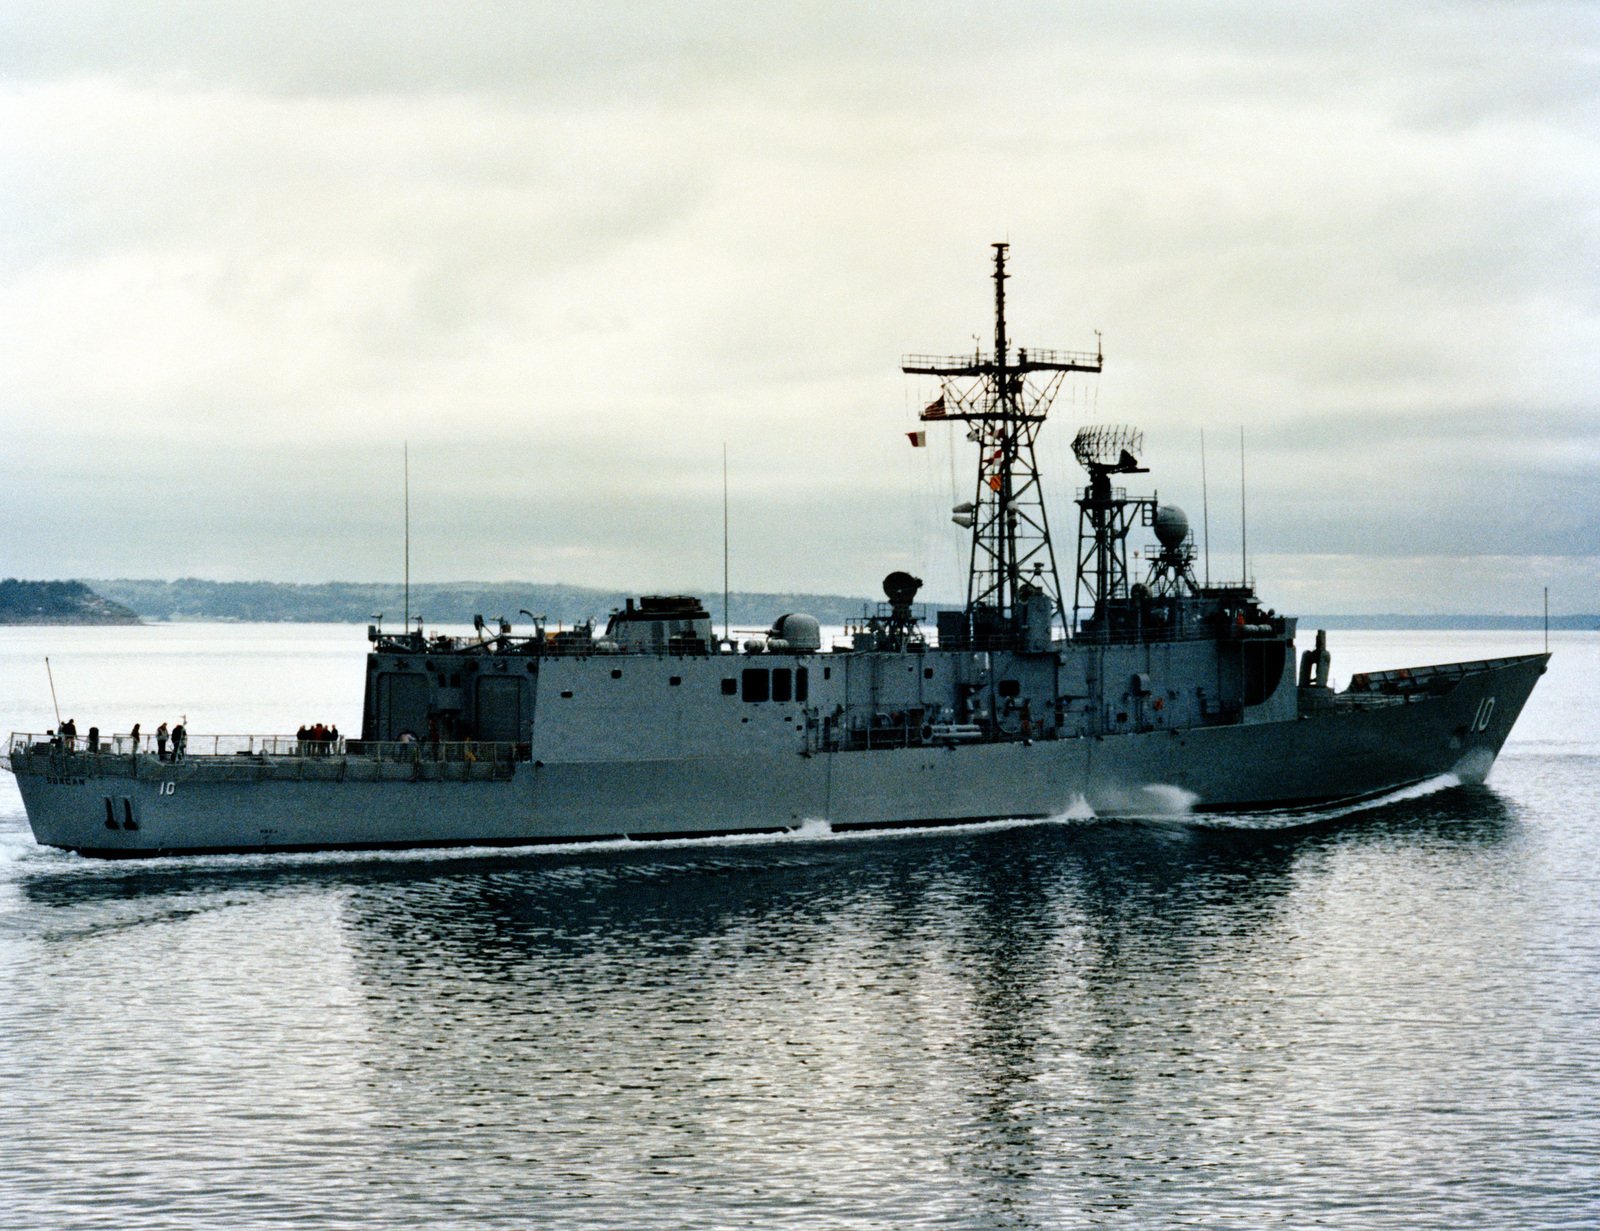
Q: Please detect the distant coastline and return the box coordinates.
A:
[1297,614,1596,632]
[84,578,879,628]
[0,579,140,625]
[62,578,1600,631]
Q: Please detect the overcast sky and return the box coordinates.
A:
[2,1,1596,613]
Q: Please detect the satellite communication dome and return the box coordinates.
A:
[1153,505,1189,549]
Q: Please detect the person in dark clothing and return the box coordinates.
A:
[156,722,169,761]
[170,722,186,762]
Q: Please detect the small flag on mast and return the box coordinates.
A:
[906,431,927,447]
[922,395,947,420]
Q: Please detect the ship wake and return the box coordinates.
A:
[1193,772,1464,831]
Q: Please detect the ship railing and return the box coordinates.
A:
[1345,655,1539,696]
[5,732,528,765]
[342,739,528,764]
[1067,626,1216,647]
[1068,617,1290,646]
[5,731,324,759]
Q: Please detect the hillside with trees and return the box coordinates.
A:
[85,578,881,627]
[0,579,140,625]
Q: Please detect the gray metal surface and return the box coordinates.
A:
[8,651,1547,856]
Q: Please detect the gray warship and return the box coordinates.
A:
[5,246,1549,857]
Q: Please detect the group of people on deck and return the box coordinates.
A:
[48,719,186,760]
[153,721,186,761]
[296,723,341,756]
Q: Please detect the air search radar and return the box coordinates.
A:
[1071,424,1146,474]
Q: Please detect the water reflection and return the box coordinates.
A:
[7,790,1524,1228]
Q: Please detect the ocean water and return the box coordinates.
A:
[1,624,1597,1230]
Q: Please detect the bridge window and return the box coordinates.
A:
[741,669,769,702]
[797,667,809,702]
[772,668,792,703]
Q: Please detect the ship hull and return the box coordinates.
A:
[10,653,1546,858]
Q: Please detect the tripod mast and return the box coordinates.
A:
[902,244,1101,644]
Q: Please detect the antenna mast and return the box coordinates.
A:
[723,443,730,643]
[1239,426,1247,584]
[44,657,61,728]
[902,244,1101,644]
[1201,428,1211,587]
[403,442,411,632]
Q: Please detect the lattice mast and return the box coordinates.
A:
[902,244,1102,637]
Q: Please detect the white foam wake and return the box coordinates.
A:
[1196,772,1463,831]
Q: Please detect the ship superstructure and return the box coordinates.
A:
[4,248,1549,856]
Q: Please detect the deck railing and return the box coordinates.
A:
[6,732,527,765]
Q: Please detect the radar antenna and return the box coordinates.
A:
[1070,424,1154,628]
[902,244,1102,646]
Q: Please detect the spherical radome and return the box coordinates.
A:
[1154,505,1189,549]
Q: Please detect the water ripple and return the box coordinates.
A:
[2,762,1597,1229]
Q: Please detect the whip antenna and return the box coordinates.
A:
[1201,428,1211,587]
[403,442,410,631]
[1239,426,1247,584]
[44,657,61,728]
[723,443,730,643]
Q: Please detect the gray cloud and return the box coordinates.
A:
[1,1,1596,613]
